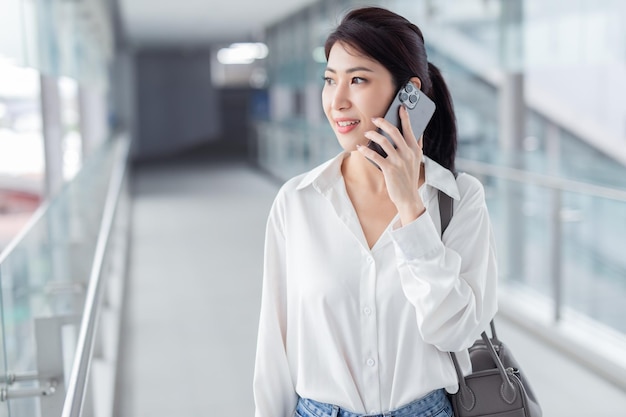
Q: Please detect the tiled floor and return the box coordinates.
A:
[116,155,626,416]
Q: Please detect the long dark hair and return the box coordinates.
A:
[324,7,457,172]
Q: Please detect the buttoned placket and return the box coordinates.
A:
[317,173,461,414]
[360,250,381,413]
[321,178,384,413]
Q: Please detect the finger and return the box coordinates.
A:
[399,105,419,152]
[371,117,405,151]
[356,143,386,168]
[364,130,396,158]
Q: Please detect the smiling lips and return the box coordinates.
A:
[335,119,360,134]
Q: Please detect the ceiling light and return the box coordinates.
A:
[217,43,268,65]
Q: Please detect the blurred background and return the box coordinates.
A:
[1,0,626,416]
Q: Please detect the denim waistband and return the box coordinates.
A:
[296,389,449,417]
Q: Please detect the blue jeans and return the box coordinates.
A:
[295,389,454,417]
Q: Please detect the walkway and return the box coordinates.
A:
[115,153,626,416]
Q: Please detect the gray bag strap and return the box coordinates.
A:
[450,332,517,409]
[438,190,454,235]
[437,171,457,235]
[438,177,512,406]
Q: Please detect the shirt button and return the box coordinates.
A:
[367,257,374,263]
[367,358,375,367]
[363,307,372,316]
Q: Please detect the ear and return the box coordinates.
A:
[409,76,422,90]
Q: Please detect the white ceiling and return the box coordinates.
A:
[118,0,318,46]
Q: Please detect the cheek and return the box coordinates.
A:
[365,100,390,122]
[366,88,394,118]
[374,101,389,118]
[321,90,332,117]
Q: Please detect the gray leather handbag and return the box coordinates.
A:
[449,322,542,417]
[438,188,542,417]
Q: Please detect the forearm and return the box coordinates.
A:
[397,198,426,227]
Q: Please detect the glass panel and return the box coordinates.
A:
[0,0,25,65]
[561,193,626,332]
[0,138,117,415]
[0,63,44,252]
[480,170,626,333]
[18,0,112,85]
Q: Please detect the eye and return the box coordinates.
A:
[323,76,335,86]
[352,77,367,84]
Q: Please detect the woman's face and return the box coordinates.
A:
[322,42,396,151]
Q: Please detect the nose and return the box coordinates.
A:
[331,82,350,111]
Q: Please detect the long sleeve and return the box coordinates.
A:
[389,174,498,352]
[253,196,298,417]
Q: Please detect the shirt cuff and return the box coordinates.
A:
[389,212,444,260]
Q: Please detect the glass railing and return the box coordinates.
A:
[456,157,626,388]
[456,158,626,328]
[0,133,130,416]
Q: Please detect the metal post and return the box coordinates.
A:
[546,123,561,174]
[35,315,79,417]
[499,73,525,156]
[550,188,563,322]
[40,74,65,199]
[499,0,526,284]
[498,0,525,158]
[0,316,83,415]
[546,122,563,321]
[79,86,108,160]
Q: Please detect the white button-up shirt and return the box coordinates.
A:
[254,153,498,417]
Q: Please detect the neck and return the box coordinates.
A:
[341,151,427,191]
[341,151,388,193]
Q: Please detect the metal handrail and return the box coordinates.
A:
[61,135,130,417]
[456,157,626,202]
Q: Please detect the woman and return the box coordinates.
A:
[254,7,498,417]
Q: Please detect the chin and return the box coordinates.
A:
[337,139,362,153]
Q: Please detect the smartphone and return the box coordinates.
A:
[366,81,436,159]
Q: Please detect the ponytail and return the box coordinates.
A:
[424,62,457,173]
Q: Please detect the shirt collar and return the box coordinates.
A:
[295,152,348,193]
[423,156,460,200]
[295,152,460,200]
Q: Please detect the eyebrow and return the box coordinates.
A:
[324,66,375,74]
